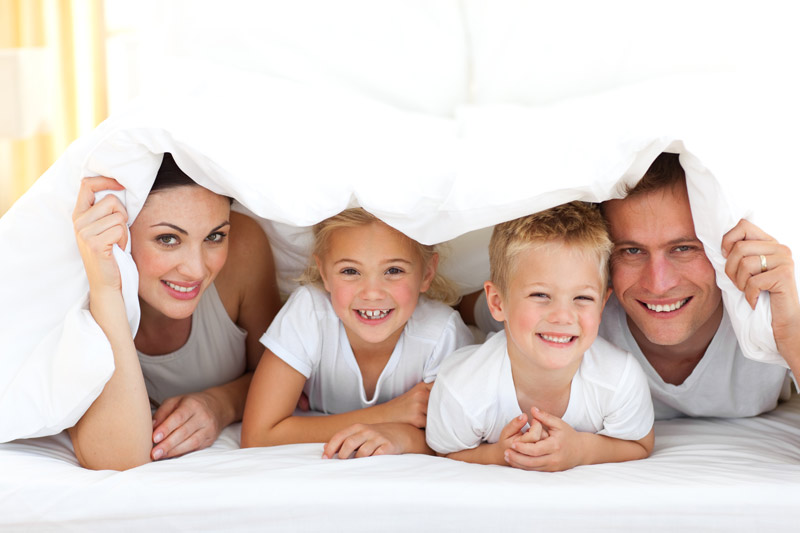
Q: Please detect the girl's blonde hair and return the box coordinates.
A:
[299,208,459,305]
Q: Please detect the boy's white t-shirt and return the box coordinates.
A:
[426,330,654,455]
[261,284,474,415]
[599,295,792,420]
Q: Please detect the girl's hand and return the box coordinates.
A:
[504,408,584,472]
[380,381,432,428]
[150,391,225,460]
[72,177,128,297]
[322,422,416,459]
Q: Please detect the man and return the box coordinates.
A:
[599,153,798,419]
[464,152,799,419]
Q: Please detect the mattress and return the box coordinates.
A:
[2,393,799,532]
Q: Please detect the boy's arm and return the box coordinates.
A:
[241,350,430,447]
[505,408,654,472]
[441,414,532,466]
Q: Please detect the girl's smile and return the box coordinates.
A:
[316,221,436,356]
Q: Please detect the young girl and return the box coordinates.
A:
[241,208,473,458]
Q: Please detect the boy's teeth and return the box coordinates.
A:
[358,309,389,320]
[164,281,197,293]
[645,299,688,313]
[540,334,573,344]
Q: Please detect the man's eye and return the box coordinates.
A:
[674,245,691,253]
[624,248,642,255]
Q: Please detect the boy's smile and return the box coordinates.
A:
[486,241,609,373]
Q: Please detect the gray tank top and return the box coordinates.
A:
[137,283,247,405]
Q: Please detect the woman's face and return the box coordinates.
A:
[130,185,231,321]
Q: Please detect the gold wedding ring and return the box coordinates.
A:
[760,254,768,273]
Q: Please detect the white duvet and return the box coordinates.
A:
[1,1,799,446]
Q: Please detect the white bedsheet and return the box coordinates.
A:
[2,394,799,531]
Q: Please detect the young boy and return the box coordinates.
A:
[426,201,654,471]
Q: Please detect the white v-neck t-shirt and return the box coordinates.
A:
[426,330,654,455]
[261,285,474,414]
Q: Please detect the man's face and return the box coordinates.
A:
[603,183,723,352]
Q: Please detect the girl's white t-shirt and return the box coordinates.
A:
[261,284,474,414]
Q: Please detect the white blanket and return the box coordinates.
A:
[1,65,798,443]
[2,2,799,444]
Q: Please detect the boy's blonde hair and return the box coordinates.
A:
[489,201,613,295]
[299,208,459,305]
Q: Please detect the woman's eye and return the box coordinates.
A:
[156,234,179,246]
[206,231,227,243]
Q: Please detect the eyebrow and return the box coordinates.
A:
[613,235,701,248]
[333,258,413,266]
[151,221,230,235]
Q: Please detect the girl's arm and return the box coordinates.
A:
[504,408,654,471]
[150,212,282,460]
[443,413,531,466]
[68,177,153,471]
[241,350,430,447]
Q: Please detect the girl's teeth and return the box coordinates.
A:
[164,281,198,293]
[646,299,688,313]
[358,309,389,320]
[540,334,573,344]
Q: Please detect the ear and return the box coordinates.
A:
[484,280,507,323]
[419,252,439,293]
[601,287,612,309]
[314,254,331,292]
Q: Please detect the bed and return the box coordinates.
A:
[2,2,800,530]
[2,394,800,531]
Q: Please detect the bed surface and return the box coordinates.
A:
[2,393,799,532]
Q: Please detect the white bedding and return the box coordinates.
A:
[2,3,800,530]
[2,394,799,531]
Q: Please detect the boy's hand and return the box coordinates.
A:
[322,422,416,459]
[504,407,584,472]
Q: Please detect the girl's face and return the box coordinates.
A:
[316,221,437,354]
[130,185,231,322]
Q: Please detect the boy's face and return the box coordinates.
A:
[486,241,610,373]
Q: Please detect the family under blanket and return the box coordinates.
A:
[68,152,798,471]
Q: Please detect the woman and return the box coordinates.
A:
[70,153,281,470]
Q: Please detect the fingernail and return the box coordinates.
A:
[153,448,164,460]
[533,406,540,412]
[154,432,163,443]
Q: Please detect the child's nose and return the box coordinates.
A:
[359,276,386,300]
[547,301,574,324]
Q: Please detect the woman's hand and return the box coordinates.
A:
[151,391,226,460]
[72,177,128,299]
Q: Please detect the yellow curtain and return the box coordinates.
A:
[0,0,108,215]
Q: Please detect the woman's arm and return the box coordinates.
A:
[68,177,152,471]
[241,350,430,447]
[150,212,282,459]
